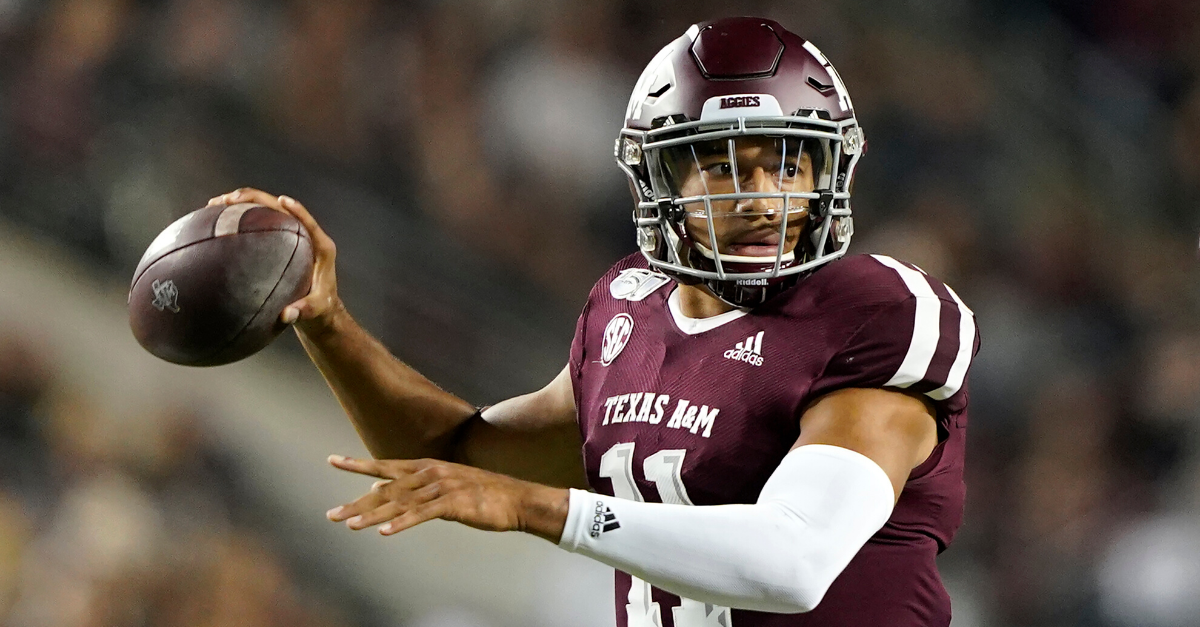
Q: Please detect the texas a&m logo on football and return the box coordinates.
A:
[151,279,181,313]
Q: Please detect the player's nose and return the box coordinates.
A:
[741,166,780,192]
[737,167,784,218]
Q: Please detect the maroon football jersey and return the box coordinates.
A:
[568,253,979,627]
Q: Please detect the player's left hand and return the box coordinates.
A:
[325,455,570,543]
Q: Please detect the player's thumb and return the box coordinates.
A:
[283,291,343,326]
[281,297,314,324]
[281,303,302,325]
[281,293,331,324]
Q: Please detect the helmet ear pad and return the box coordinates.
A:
[633,209,703,287]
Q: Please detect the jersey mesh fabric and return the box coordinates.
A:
[569,252,979,627]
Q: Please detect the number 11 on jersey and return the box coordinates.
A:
[599,443,734,627]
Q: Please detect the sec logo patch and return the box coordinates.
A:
[601,314,634,366]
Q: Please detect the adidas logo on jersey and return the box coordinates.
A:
[590,502,620,538]
[723,331,765,366]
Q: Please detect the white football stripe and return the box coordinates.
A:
[929,285,976,401]
[214,203,257,237]
[753,331,764,355]
[871,255,941,388]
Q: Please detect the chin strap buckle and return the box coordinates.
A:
[813,191,834,219]
[659,199,683,222]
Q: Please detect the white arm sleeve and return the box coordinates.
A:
[557,444,896,614]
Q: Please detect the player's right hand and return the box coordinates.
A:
[207,188,343,335]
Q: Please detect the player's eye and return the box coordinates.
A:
[783,161,799,178]
[702,162,733,178]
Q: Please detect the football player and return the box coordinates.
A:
[213,16,978,627]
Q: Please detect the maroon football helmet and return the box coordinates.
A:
[615,17,864,307]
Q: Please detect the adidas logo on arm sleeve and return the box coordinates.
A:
[591,501,621,537]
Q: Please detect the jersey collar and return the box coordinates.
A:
[666,287,749,335]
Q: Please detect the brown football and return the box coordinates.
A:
[129,203,314,366]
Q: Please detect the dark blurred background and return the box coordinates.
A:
[2,0,1200,626]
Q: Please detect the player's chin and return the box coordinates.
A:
[721,240,802,257]
[725,243,784,257]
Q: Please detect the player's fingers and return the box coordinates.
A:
[210,190,328,249]
[343,501,404,530]
[348,480,443,531]
[380,495,451,536]
[219,188,284,211]
[276,196,337,274]
[277,196,335,251]
[326,474,430,522]
[326,490,386,522]
[328,454,423,479]
[328,454,392,478]
[207,189,254,206]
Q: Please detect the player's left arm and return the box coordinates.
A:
[544,388,935,613]
[795,386,938,500]
[323,387,934,614]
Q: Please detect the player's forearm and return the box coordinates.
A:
[557,445,896,613]
[296,305,477,460]
[453,387,588,487]
[518,482,572,543]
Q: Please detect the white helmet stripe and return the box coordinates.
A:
[802,40,853,113]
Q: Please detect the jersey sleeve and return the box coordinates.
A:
[568,297,592,405]
[809,260,980,412]
[566,252,658,418]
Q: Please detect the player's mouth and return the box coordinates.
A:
[726,232,782,257]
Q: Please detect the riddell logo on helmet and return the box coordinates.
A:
[719,96,760,109]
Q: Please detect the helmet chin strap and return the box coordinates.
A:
[692,241,797,266]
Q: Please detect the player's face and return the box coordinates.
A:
[666,136,815,257]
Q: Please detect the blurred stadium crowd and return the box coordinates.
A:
[2,0,1200,626]
[0,335,365,626]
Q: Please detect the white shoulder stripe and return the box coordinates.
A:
[929,285,976,400]
[870,255,941,388]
